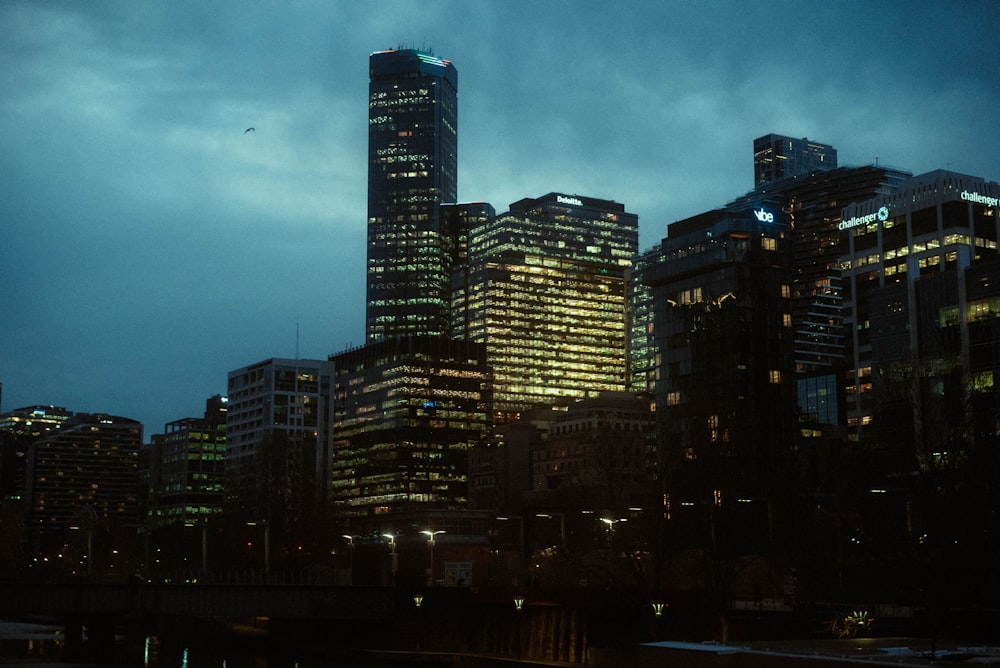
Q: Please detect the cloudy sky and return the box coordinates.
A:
[3,0,999,434]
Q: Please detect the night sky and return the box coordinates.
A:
[3,0,999,435]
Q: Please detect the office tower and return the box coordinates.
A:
[645,202,797,513]
[840,170,1000,452]
[458,193,639,422]
[445,202,495,336]
[146,395,227,527]
[0,405,72,505]
[25,413,142,545]
[225,358,333,520]
[329,336,491,520]
[626,246,661,394]
[728,164,911,424]
[753,133,837,186]
[367,49,458,341]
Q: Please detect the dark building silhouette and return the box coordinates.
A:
[25,413,142,545]
[753,133,837,186]
[645,201,797,520]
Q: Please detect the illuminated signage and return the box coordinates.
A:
[753,208,774,223]
[557,195,583,206]
[839,206,890,231]
[961,190,999,207]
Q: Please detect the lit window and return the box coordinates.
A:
[769,370,781,384]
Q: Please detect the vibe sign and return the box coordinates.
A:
[753,208,774,223]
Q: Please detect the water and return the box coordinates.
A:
[0,621,343,667]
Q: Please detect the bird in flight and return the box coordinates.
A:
[244,127,255,134]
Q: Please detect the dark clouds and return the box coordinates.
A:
[2,0,999,433]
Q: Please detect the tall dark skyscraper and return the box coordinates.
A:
[367,49,458,342]
[754,133,837,186]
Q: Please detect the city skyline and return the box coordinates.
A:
[3,1,1000,434]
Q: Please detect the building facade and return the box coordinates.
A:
[645,202,797,513]
[330,336,491,521]
[458,193,639,422]
[753,133,837,186]
[146,395,227,528]
[841,170,1000,453]
[729,163,912,424]
[25,413,142,545]
[0,405,72,505]
[225,358,334,520]
[367,48,459,341]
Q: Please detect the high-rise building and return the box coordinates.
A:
[728,163,911,424]
[457,193,639,421]
[0,405,72,505]
[330,336,491,520]
[367,48,459,341]
[753,133,837,186]
[25,413,142,543]
[645,201,797,511]
[146,395,227,528]
[225,358,333,520]
[840,170,1000,451]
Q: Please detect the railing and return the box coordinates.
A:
[0,583,395,621]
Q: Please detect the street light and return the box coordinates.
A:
[420,530,445,586]
[342,535,356,585]
[383,533,398,580]
[247,521,270,579]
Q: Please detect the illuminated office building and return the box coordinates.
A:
[146,395,227,527]
[25,413,142,542]
[0,405,72,504]
[753,133,837,186]
[367,48,458,341]
[645,202,797,508]
[330,336,491,519]
[225,358,334,519]
[457,193,638,422]
[840,170,1000,456]
[626,246,660,394]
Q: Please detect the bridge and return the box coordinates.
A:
[0,582,396,621]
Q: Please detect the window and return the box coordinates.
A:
[769,370,782,384]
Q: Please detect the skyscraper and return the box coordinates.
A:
[367,49,459,341]
[458,193,638,421]
[753,133,837,186]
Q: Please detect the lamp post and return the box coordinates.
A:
[421,530,445,586]
[600,517,625,586]
[247,521,270,580]
[383,533,398,582]
[342,535,356,585]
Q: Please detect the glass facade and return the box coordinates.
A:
[841,170,1000,451]
[367,49,458,341]
[330,336,491,517]
[646,203,797,505]
[458,193,638,421]
[753,133,837,186]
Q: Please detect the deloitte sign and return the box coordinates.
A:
[839,205,890,231]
